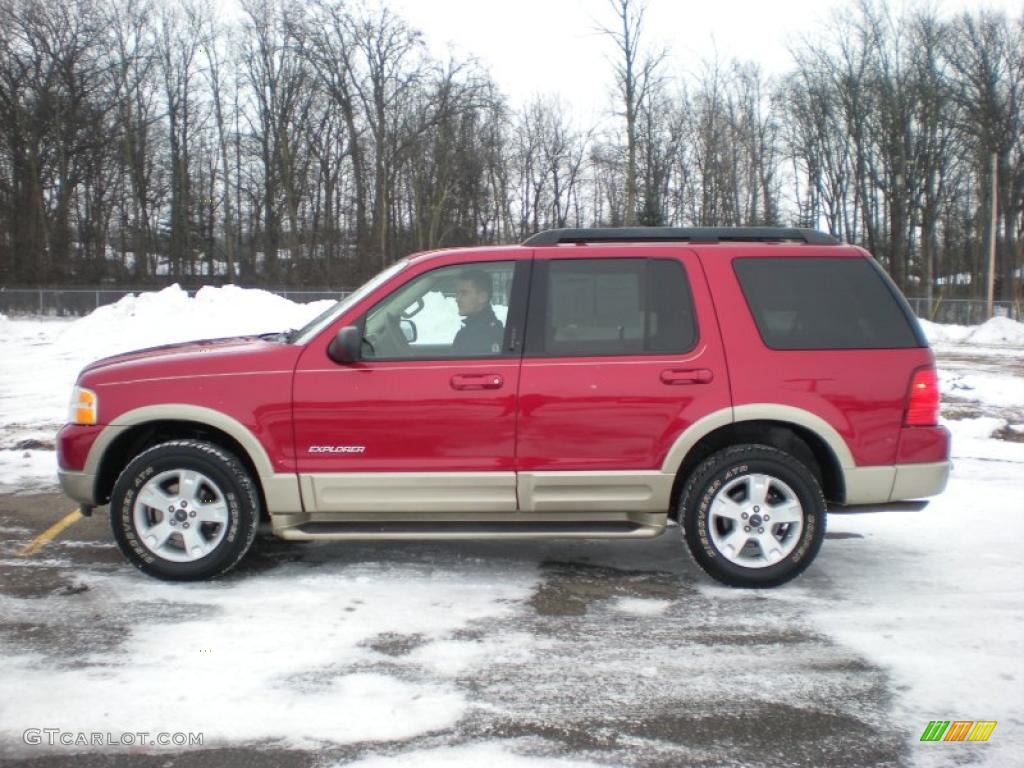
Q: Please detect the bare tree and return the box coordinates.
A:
[239,0,314,282]
[155,0,206,276]
[945,10,1023,302]
[908,9,957,303]
[198,5,238,279]
[599,0,665,226]
[1,0,1019,302]
[107,0,160,279]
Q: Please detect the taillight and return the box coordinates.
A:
[905,367,940,426]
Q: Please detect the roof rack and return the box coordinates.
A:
[522,227,839,246]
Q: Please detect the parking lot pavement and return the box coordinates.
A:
[0,491,916,768]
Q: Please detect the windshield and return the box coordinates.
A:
[291,259,409,345]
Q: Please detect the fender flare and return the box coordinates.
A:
[659,404,855,476]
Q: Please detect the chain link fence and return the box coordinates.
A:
[905,298,1019,325]
[0,287,1019,326]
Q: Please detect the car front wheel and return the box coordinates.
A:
[679,444,826,587]
[109,439,259,580]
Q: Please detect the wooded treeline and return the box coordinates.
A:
[0,0,1021,302]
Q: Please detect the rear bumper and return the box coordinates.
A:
[890,460,950,501]
[843,460,951,504]
[896,425,950,464]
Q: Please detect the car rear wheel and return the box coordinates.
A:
[110,440,259,580]
[678,444,826,587]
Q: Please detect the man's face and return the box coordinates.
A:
[455,280,488,316]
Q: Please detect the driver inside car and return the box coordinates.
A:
[452,270,504,355]
[361,264,508,358]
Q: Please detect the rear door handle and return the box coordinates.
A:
[660,368,713,385]
[451,373,504,390]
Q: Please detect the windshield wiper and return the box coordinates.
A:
[258,329,296,343]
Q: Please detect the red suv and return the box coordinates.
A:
[57,228,950,587]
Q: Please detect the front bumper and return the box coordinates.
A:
[58,469,98,506]
[57,423,105,507]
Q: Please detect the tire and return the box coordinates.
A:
[678,444,826,588]
[109,439,260,581]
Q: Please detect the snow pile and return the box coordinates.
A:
[968,315,1024,345]
[58,284,335,354]
[0,285,334,491]
[919,315,1024,346]
[918,319,971,344]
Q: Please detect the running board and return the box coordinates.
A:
[276,520,666,541]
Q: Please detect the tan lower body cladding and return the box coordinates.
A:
[276,470,674,539]
[300,470,674,514]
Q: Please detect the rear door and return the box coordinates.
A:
[515,247,731,510]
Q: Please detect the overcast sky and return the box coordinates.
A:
[222,0,1023,125]
[383,0,1022,124]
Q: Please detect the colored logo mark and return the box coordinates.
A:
[920,721,997,742]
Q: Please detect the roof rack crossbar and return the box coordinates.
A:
[522,227,839,246]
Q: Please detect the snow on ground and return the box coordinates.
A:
[611,597,673,617]
[0,556,539,753]
[1,291,1023,764]
[759,416,1024,768]
[336,743,606,767]
[940,368,1024,412]
[0,450,56,490]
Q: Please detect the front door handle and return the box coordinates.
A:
[451,373,504,390]
[660,368,713,385]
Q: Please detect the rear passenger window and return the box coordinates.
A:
[733,257,921,349]
[527,258,697,356]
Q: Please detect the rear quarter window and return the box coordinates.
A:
[733,257,923,350]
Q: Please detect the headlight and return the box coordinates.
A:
[68,386,98,425]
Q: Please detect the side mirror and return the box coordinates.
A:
[327,326,362,364]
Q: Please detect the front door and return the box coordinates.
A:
[293,256,529,513]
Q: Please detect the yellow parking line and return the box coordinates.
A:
[18,509,83,557]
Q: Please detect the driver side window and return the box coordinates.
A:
[361,261,514,359]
